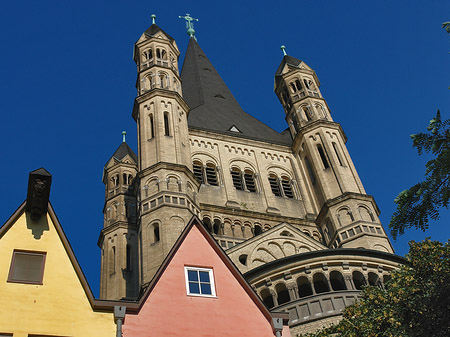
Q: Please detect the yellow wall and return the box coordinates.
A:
[0,209,116,337]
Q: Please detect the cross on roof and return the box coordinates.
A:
[179,13,199,38]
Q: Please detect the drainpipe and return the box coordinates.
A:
[114,305,126,337]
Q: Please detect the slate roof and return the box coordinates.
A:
[105,142,137,167]
[143,24,174,42]
[180,37,292,146]
[274,55,302,87]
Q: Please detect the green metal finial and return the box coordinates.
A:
[122,131,127,143]
[179,13,199,39]
[281,45,287,56]
[151,14,156,25]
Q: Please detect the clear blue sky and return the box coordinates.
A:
[1,1,449,296]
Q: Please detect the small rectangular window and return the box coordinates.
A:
[184,267,216,297]
[8,250,46,284]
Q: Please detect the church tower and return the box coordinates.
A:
[99,133,139,299]
[275,51,393,253]
[131,17,200,286]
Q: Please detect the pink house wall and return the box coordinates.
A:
[122,225,280,337]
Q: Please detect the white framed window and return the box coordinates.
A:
[184,266,216,297]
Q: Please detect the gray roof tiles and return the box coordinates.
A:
[180,38,292,145]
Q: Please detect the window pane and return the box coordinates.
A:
[200,283,212,295]
[187,270,198,282]
[189,282,200,294]
[10,252,45,284]
[199,271,210,283]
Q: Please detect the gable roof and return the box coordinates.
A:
[143,23,175,42]
[180,37,292,146]
[126,215,287,323]
[274,55,303,88]
[0,201,116,312]
[104,142,137,168]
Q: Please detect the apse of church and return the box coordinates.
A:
[99,14,400,335]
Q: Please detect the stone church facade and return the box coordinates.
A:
[98,18,403,335]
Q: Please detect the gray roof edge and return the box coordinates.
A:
[188,125,292,146]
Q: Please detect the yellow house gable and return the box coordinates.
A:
[0,202,116,337]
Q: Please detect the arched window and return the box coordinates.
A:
[193,161,204,183]
[268,174,281,196]
[143,49,153,61]
[152,224,160,243]
[281,176,294,198]
[109,247,115,274]
[302,105,312,121]
[313,273,330,293]
[238,254,247,266]
[231,168,244,190]
[149,114,155,139]
[304,79,311,89]
[295,79,302,91]
[289,82,296,93]
[352,271,366,290]
[213,219,221,235]
[244,170,256,192]
[317,144,330,169]
[164,112,170,136]
[123,173,132,186]
[203,217,212,233]
[304,156,316,185]
[368,272,379,286]
[254,224,262,236]
[292,113,300,133]
[330,271,347,291]
[332,142,343,166]
[260,289,274,309]
[156,48,168,66]
[275,283,290,305]
[111,174,119,188]
[297,276,313,298]
[205,163,218,186]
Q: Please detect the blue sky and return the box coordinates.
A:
[1,1,449,296]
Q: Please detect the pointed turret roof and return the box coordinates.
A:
[104,142,137,168]
[181,38,292,145]
[274,55,302,87]
[143,23,175,42]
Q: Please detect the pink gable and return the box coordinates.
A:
[122,223,283,337]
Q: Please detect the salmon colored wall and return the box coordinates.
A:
[0,211,116,337]
[123,225,277,337]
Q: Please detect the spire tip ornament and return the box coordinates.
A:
[281,45,287,56]
[179,13,199,40]
[151,14,156,25]
[122,131,127,143]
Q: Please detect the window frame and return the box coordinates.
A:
[8,250,46,285]
[184,266,216,297]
